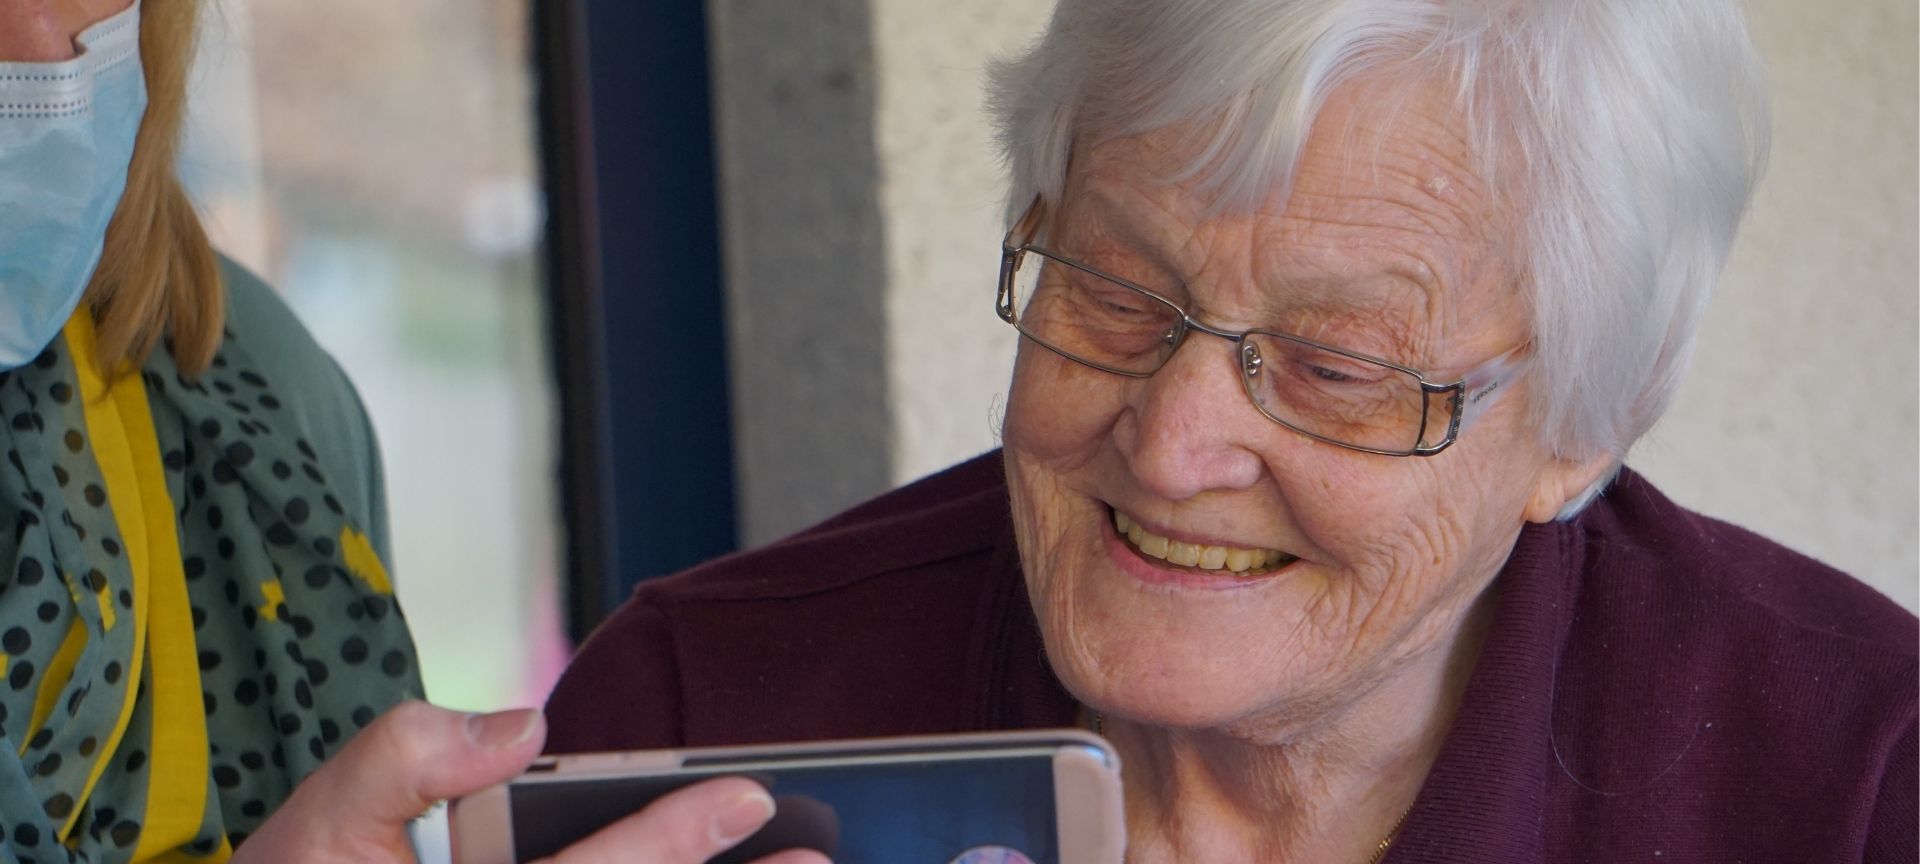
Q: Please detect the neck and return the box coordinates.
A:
[1103,583,1496,863]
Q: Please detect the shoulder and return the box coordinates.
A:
[217,257,363,434]
[212,257,388,552]
[1579,468,1915,654]
[649,450,1010,602]
[1547,468,1916,857]
[546,452,1020,753]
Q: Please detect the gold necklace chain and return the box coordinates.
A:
[1093,712,1413,863]
[1366,804,1412,864]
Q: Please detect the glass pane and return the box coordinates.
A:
[1242,334,1425,453]
[1013,252,1181,374]
[178,0,565,711]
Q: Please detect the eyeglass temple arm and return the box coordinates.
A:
[998,196,1048,323]
[1453,343,1531,436]
[1004,195,1045,252]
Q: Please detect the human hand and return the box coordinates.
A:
[234,700,830,864]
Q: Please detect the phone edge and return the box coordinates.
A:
[448,783,516,864]
[1054,740,1126,864]
[528,729,1110,779]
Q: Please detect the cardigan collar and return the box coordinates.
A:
[1386,516,1582,861]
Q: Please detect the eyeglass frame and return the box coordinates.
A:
[995,199,1530,457]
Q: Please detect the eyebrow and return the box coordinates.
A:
[1065,189,1429,322]
[1053,191,1193,278]
[1059,187,1445,368]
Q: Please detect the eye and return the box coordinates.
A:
[1095,294,1151,317]
[1309,365,1358,384]
[1295,356,1386,386]
[1077,277,1156,318]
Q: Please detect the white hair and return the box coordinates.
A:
[988,0,1770,514]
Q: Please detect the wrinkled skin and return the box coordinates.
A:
[1003,76,1611,862]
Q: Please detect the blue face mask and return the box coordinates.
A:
[0,2,147,369]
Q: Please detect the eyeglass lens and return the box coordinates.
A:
[1008,250,1431,454]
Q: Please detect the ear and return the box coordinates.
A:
[1522,451,1619,524]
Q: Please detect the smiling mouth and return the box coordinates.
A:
[1112,509,1299,576]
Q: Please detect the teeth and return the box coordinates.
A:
[1111,510,1291,574]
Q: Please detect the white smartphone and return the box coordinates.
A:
[448,729,1125,864]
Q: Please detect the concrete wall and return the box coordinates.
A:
[710,0,1917,611]
[1627,0,1918,611]
[707,0,894,543]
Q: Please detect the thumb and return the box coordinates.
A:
[239,700,546,862]
[340,700,547,815]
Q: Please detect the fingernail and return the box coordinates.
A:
[465,708,540,749]
[710,789,775,846]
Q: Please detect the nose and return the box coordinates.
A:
[0,1,98,63]
[1113,331,1271,501]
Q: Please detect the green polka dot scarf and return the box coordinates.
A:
[0,311,422,862]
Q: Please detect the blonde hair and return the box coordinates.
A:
[83,0,224,377]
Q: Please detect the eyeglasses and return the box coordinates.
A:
[996,204,1528,457]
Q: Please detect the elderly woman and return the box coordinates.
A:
[547,0,1917,860]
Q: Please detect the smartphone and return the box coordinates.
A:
[448,729,1124,864]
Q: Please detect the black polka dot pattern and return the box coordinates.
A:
[0,317,424,857]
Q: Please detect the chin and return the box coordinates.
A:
[1048,633,1325,733]
[1024,529,1352,733]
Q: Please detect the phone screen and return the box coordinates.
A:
[508,752,1060,864]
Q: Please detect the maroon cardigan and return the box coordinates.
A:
[546,451,1917,862]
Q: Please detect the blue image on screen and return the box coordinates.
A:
[758,755,1057,863]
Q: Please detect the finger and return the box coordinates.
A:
[319,700,546,820]
[539,776,777,864]
[241,701,546,860]
[750,850,833,864]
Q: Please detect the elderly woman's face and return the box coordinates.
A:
[1004,80,1590,733]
